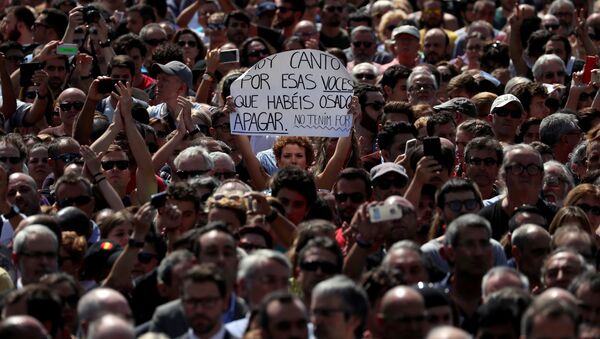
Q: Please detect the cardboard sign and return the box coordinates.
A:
[230,49,354,137]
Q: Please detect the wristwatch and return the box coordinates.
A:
[3,205,19,219]
[99,39,111,48]
[202,72,215,82]
[128,238,145,248]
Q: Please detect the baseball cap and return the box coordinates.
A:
[81,240,122,279]
[152,61,194,94]
[370,162,409,183]
[434,97,478,118]
[490,94,524,114]
[256,1,276,16]
[392,25,420,41]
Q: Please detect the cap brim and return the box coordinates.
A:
[151,63,175,76]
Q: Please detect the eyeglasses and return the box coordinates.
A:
[505,163,543,176]
[354,73,376,81]
[207,23,225,30]
[365,101,385,110]
[182,296,222,308]
[493,108,522,119]
[59,101,84,111]
[0,156,21,164]
[214,171,236,180]
[144,38,166,46]
[20,251,57,259]
[55,152,83,164]
[58,195,92,208]
[334,192,365,203]
[544,23,559,30]
[137,252,157,264]
[247,49,269,58]
[177,40,197,48]
[543,71,565,79]
[374,179,405,190]
[324,5,344,12]
[238,242,266,252]
[299,260,338,274]
[101,160,129,171]
[214,123,231,130]
[409,84,436,92]
[576,203,600,216]
[467,157,497,167]
[176,169,209,180]
[352,41,373,48]
[445,198,480,213]
[28,157,48,164]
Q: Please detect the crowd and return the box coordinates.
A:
[0,0,598,338]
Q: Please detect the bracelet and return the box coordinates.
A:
[92,172,103,178]
[265,209,278,223]
[93,176,106,184]
[99,39,111,48]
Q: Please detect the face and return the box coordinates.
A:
[132,242,159,279]
[53,281,79,331]
[373,173,406,201]
[542,167,570,205]
[352,31,377,62]
[385,78,408,101]
[226,18,249,46]
[110,67,132,83]
[380,292,426,339]
[1,13,18,41]
[52,141,81,178]
[408,74,437,105]
[554,4,574,33]
[246,40,269,66]
[474,3,495,24]
[503,149,544,196]
[335,178,368,223]
[353,64,377,84]
[522,124,540,144]
[538,60,566,84]
[441,190,480,225]
[7,175,39,216]
[465,37,483,61]
[586,141,600,172]
[156,73,185,101]
[126,11,144,34]
[545,39,568,63]
[266,299,309,339]
[198,230,238,283]
[142,28,167,55]
[0,143,23,174]
[422,0,443,28]
[274,0,298,29]
[311,295,357,339]
[55,182,94,217]
[275,188,309,225]
[207,207,241,231]
[448,227,492,277]
[16,232,58,285]
[297,247,339,297]
[277,144,307,169]
[178,33,200,61]
[434,122,456,142]
[423,31,447,64]
[243,259,290,308]
[363,91,385,128]
[44,58,67,91]
[101,151,130,191]
[57,90,86,126]
[386,248,428,284]
[321,0,345,27]
[181,281,227,337]
[514,230,551,282]
[27,148,50,184]
[3,47,23,74]
[573,195,600,231]
[543,252,582,289]
[383,133,414,163]
[393,35,420,65]
[127,47,144,72]
[426,305,453,328]
[528,314,577,339]
[107,222,133,248]
[169,199,199,233]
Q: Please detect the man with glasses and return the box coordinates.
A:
[53,174,98,243]
[47,136,82,189]
[0,135,26,175]
[172,145,214,182]
[274,0,304,38]
[32,8,68,45]
[333,168,371,224]
[378,286,427,339]
[41,88,86,137]
[354,84,385,156]
[532,54,566,85]
[362,121,417,172]
[346,26,392,67]
[318,0,350,49]
[407,70,438,106]
[463,137,502,200]
[139,24,167,69]
[371,163,408,201]
[296,237,343,307]
[12,224,58,287]
[352,63,379,85]
[479,144,556,240]
[488,94,526,144]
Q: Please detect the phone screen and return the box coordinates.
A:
[220,49,239,63]
[20,63,43,87]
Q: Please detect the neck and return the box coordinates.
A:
[18,31,33,45]
[451,271,483,299]
[195,322,222,338]
[320,25,339,37]
[504,193,538,211]
[478,184,494,199]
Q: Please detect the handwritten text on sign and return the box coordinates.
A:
[230,49,354,137]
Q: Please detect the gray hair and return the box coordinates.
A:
[173,146,214,171]
[481,266,530,298]
[237,249,291,284]
[543,160,575,190]
[351,25,377,41]
[13,225,58,255]
[77,288,129,323]
[157,250,195,285]
[407,70,438,90]
[139,23,166,39]
[511,224,550,250]
[209,151,235,171]
[499,144,543,180]
[312,275,369,339]
[568,140,588,167]
[539,113,579,147]
[504,77,532,94]
[548,0,575,17]
[381,240,426,269]
[444,214,492,248]
[532,54,565,82]
[541,247,590,286]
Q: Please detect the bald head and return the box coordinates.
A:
[87,314,134,339]
[537,287,579,306]
[57,88,86,102]
[380,286,426,339]
[78,288,132,336]
[0,315,49,339]
[426,326,472,339]
[381,286,424,310]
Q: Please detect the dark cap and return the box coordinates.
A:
[434,97,478,118]
[151,61,193,93]
[256,1,276,16]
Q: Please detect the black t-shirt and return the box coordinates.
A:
[479,197,556,240]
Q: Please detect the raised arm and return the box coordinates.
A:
[564,70,587,112]
[62,7,84,44]
[195,49,219,104]
[176,0,201,28]
[22,70,50,127]
[81,145,125,211]
[0,54,16,121]
[403,156,441,207]
[245,192,296,248]
[90,93,122,153]
[508,4,529,77]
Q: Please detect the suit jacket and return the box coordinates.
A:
[148,296,248,338]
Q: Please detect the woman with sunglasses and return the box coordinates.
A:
[173,28,206,69]
[564,184,600,234]
[27,143,52,189]
[240,37,275,68]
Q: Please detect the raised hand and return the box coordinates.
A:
[81,145,102,175]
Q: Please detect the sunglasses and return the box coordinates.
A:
[137,252,157,264]
[494,108,522,119]
[177,40,197,48]
[0,156,21,164]
[55,152,82,164]
[355,73,376,80]
[59,101,84,111]
[374,179,405,190]
[101,160,129,170]
[544,23,559,30]
[324,5,344,12]
[207,23,225,30]
[352,41,373,48]
[445,198,480,213]
[300,260,338,274]
[247,49,269,58]
[58,195,92,208]
[176,169,209,180]
[144,38,166,46]
[467,157,497,166]
[334,192,365,203]
[365,101,385,110]
[576,203,600,216]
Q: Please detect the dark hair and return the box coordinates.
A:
[546,34,571,60]
[516,118,542,143]
[173,28,206,62]
[0,133,27,160]
[127,4,156,22]
[192,221,235,258]
[464,136,503,166]
[410,143,455,174]
[426,112,456,137]
[259,291,305,333]
[41,8,68,38]
[237,226,273,249]
[182,264,227,298]
[348,11,372,27]
[108,55,136,77]
[8,6,35,29]
[151,43,184,65]
[335,167,372,198]
[354,83,382,112]
[457,119,494,138]
[143,0,167,19]
[525,29,552,60]
[379,65,412,97]
[23,285,64,338]
[225,10,250,27]
[113,33,148,58]
[168,181,201,212]
[509,82,548,114]
[271,166,317,207]
[297,236,343,273]
[477,297,522,337]
[382,101,415,123]
[377,122,417,151]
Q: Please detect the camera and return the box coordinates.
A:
[80,5,100,24]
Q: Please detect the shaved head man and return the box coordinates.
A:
[378,286,427,339]
[0,315,49,339]
[87,314,135,339]
[7,173,41,216]
[77,288,133,337]
[423,28,449,64]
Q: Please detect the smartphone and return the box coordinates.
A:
[220,49,239,63]
[57,43,78,56]
[592,69,600,83]
[97,79,118,93]
[583,55,598,84]
[369,204,403,223]
[423,136,441,159]
[19,62,43,87]
[404,138,417,155]
[150,191,167,209]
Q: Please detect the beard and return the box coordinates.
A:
[274,15,295,29]
[360,110,378,133]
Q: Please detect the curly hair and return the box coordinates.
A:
[272,136,315,168]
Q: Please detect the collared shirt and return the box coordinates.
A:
[222,292,237,324]
[186,324,226,339]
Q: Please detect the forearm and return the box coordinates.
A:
[125,117,157,203]
[195,78,214,104]
[176,2,200,27]
[152,131,185,172]
[102,244,137,291]
[73,98,98,145]
[235,135,269,190]
[315,135,352,190]
[62,24,76,43]
[564,89,582,112]
[269,212,295,248]
[509,26,528,76]
[403,178,424,207]
[343,244,369,281]
[91,123,119,153]
[0,66,16,120]
[580,35,598,57]
[24,97,49,126]
[94,174,125,210]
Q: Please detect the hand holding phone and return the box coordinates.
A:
[369,204,403,223]
[220,49,239,64]
[583,55,598,84]
[20,62,43,87]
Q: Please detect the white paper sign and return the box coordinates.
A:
[230,49,354,137]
